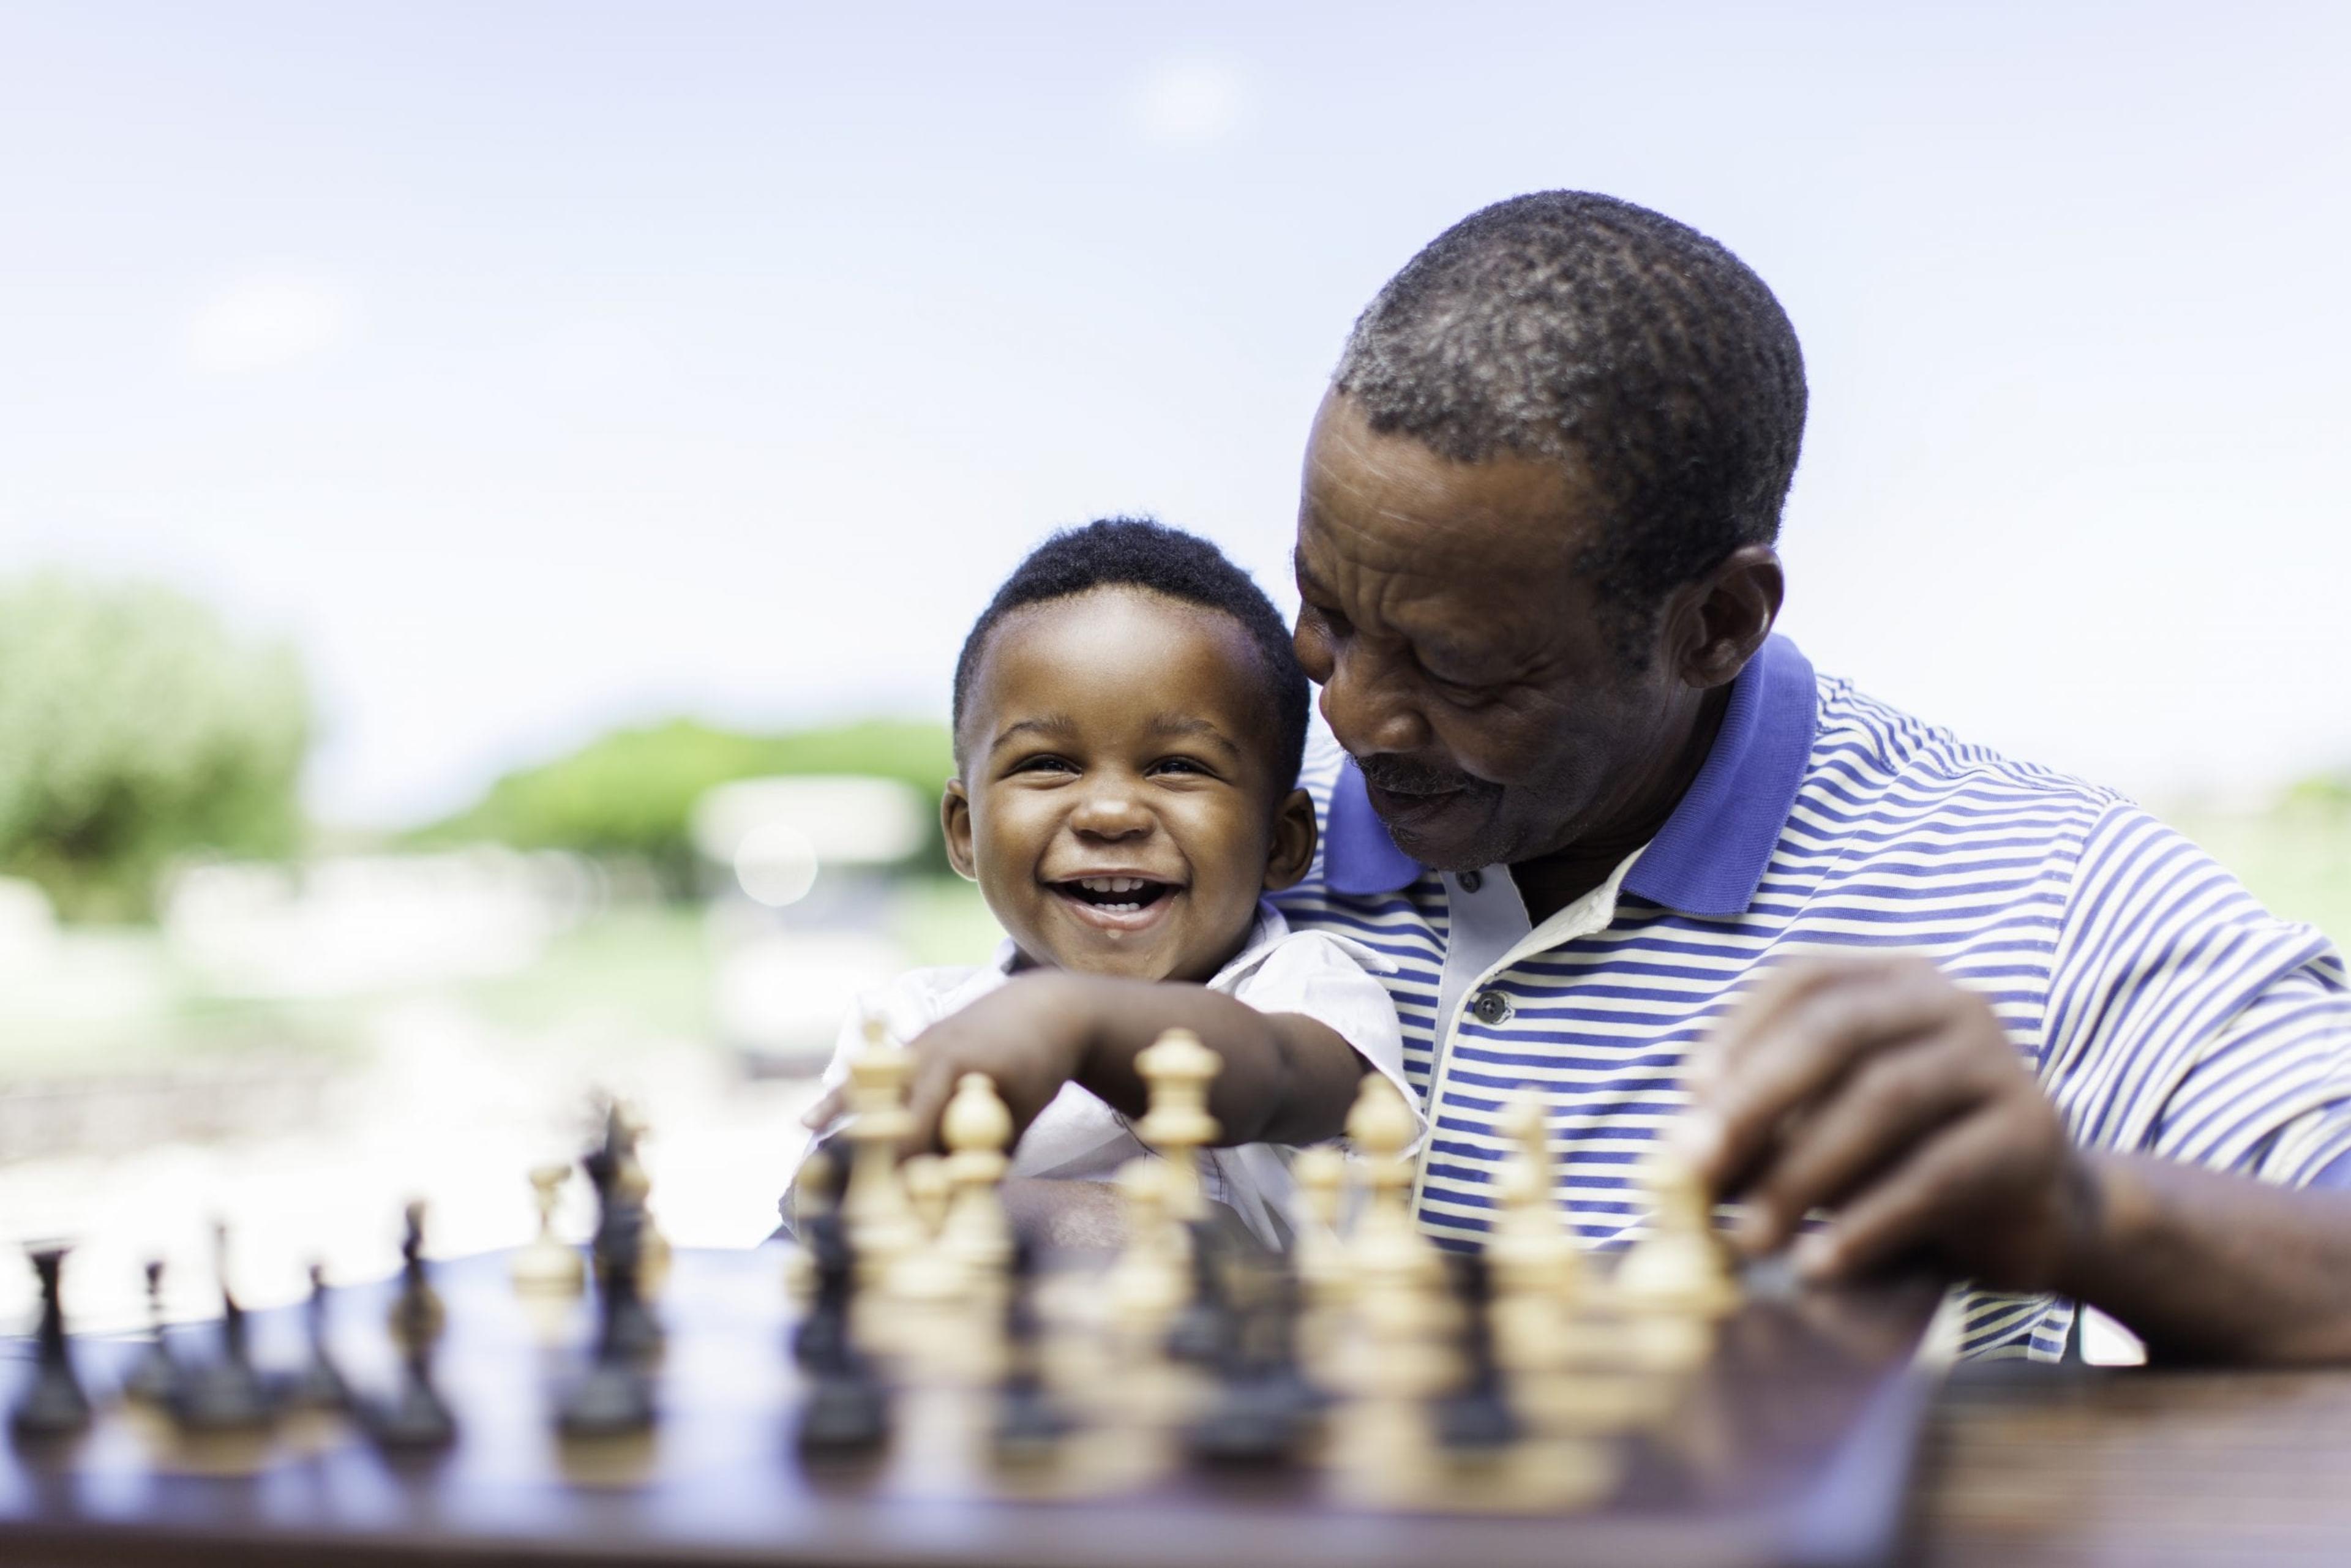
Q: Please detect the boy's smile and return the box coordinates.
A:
[945,586,1315,984]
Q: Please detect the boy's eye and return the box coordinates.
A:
[1010,755,1077,775]
[1147,756,1213,778]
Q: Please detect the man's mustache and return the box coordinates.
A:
[1356,754,1484,797]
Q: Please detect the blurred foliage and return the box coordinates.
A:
[414,717,954,894]
[0,576,309,920]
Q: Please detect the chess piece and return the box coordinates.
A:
[1434,1251,1522,1455]
[558,1230,658,1439]
[793,1213,890,1460]
[276,1263,350,1412]
[939,1073,1014,1288]
[1614,1147,1738,1318]
[782,1148,839,1305]
[9,1245,91,1441]
[585,1130,664,1361]
[1106,1156,1188,1337]
[170,1224,277,1435]
[839,1014,922,1288]
[122,1258,181,1405]
[1186,1256,1320,1466]
[902,1154,951,1238]
[1488,1093,1583,1300]
[1134,1028,1221,1222]
[1289,1144,1353,1384]
[598,1103,670,1296]
[1164,1218,1235,1367]
[990,1237,1071,1465]
[512,1162,585,1296]
[367,1202,457,1450]
[1345,1075,1443,1297]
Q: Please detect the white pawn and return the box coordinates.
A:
[939,1073,1014,1287]
[1487,1094,1582,1302]
[1614,1147,1738,1318]
[511,1162,585,1297]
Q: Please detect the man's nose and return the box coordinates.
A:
[1069,778,1155,839]
[1318,641,1430,756]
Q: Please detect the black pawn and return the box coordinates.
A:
[558,1236,656,1438]
[276,1264,349,1411]
[122,1258,181,1405]
[367,1207,456,1450]
[991,1236,1070,1463]
[1186,1261,1318,1466]
[10,1246,91,1441]
[792,1215,888,1458]
[1434,1251,1520,1454]
[1165,1219,1235,1366]
[170,1232,276,1435]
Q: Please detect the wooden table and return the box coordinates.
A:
[1916,1359,2351,1565]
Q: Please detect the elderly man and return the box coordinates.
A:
[907,191,2351,1362]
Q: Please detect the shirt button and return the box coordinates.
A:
[1458,869,1483,892]
[1471,989,1512,1026]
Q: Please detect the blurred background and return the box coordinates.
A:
[1,1,2346,1330]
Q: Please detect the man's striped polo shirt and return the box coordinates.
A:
[1272,634,2351,1360]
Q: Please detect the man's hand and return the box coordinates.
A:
[1681,955,2096,1291]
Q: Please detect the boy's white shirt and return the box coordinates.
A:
[803,901,1417,1249]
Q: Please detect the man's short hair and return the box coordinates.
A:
[951,517,1310,792]
[1333,190,1807,658]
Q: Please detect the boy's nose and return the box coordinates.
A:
[1069,784,1154,839]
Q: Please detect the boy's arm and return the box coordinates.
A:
[824,970,1371,1157]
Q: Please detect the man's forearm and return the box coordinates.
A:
[1048,973,1365,1149]
[2061,1149,2351,1364]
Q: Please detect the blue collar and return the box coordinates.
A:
[1322,634,1819,918]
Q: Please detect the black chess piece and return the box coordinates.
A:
[1165,1218,1235,1366]
[557,1231,656,1439]
[1434,1251,1521,1454]
[169,1227,277,1435]
[1186,1256,1318,1466]
[792,1215,888,1459]
[584,1119,663,1360]
[9,1245,91,1442]
[790,1212,853,1371]
[122,1258,181,1406]
[366,1204,456,1451]
[991,1236,1070,1463]
[274,1263,350,1411]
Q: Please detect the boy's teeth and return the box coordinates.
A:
[1078,876,1149,893]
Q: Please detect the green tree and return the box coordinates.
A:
[0,576,310,920]
[413,716,955,893]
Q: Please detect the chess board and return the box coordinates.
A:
[2,1246,1944,1568]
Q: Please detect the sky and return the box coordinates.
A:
[1,1,2345,827]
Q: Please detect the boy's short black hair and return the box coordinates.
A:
[951,517,1310,793]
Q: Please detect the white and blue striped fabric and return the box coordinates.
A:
[1273,635,2351,1360]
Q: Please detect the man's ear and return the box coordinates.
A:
[941,780,978,882]
[1671,543,1784,691]
[1261,787,1319,893]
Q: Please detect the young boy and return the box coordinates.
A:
[794,517,1412,1246]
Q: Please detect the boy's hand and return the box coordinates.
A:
[798,970,1098,1152]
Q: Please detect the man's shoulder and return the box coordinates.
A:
[1806,668,2129,826]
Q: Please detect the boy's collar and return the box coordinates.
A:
[1321,634,1818,918]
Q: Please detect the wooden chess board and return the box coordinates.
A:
[2,1247,1944,1568]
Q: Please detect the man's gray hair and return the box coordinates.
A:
[1334,192,1807,653]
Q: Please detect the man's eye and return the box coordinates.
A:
[1303,602,1351,639]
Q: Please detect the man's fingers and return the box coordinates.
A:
[1733,1027,1992,1252]
[1694,959,1957,1191]
[1793,1108,2034,1281]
